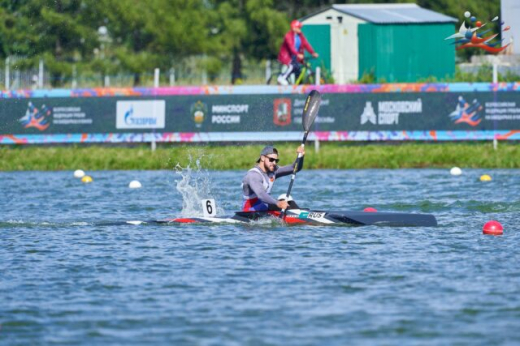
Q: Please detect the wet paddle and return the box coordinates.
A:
[281,89,322,220]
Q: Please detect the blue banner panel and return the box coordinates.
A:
[1,84,519,144]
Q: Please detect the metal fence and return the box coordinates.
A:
[0,56,272,90]
[458,64,520,77]
[2,56,520,90]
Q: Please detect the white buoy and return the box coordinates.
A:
[450,167,462,176]
[74,169,85,178]
[129,180,142,189]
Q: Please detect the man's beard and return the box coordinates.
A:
[264,162,274,172]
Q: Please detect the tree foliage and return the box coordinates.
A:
[0,0,502,86]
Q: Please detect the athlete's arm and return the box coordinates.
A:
[274,156,304,178]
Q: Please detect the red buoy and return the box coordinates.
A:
[363,207,377,212]
[483,220,503,235]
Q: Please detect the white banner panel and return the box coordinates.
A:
[116,100,165,129]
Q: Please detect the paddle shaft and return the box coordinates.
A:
[281,131,309,218]
[279,89,321,220]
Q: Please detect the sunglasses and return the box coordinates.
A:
[265,156,280,163]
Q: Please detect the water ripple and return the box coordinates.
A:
[1,169,520,345]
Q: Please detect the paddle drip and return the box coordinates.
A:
[174,154,223,217]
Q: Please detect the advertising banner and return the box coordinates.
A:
[1,83,519,144]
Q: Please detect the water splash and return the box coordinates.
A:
[174,153,224,217]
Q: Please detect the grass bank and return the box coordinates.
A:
[0,142,518,171]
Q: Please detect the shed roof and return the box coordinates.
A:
[305,4,457,24]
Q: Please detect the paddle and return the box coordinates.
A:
[280,89,322,220]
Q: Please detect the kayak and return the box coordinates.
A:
[148,92,437,228]
[157,209,438,227]
[150,91,438,228]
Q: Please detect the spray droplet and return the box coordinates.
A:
[175,153,222,217]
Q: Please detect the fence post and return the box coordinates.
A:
[14,69,20,89]
[72,65,77,89]
[104,75,110,87]
[315,67,321,86]
[38,59,44,88]
[315,138,320,153]
[5,57,9,90]
[151,137,156,151]
[202,69,207,85]
[169,68,175,86]
[266,60,271,83]
[154,68,160,87]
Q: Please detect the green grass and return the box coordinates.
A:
[0,142,518,171]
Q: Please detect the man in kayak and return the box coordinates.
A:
[242,145,304,211]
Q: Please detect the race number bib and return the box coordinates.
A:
[201,199,217,217]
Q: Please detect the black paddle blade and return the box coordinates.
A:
[302,90,322,131]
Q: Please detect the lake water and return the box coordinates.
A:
[1,167,520,345]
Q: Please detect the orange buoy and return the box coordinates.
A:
[363,207,377,212]
[483,220,503,236]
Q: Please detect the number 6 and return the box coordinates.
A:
[201,199,216,217]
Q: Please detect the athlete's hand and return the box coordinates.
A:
[277,200,289,210]
[297,145,305,156]
[312,52,319,58]
[297,53,304,60]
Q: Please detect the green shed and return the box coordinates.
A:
[301,4,457,83]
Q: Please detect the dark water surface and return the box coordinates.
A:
[1,169,520,345]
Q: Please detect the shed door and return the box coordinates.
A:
[358,23,455,82]
[302,24,331,73]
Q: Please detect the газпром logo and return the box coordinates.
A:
[116,100,165,129]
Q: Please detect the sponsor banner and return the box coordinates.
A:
[116,100,165,129]
[2,98,114,134]
[3,130,520,145]
[1,83,519,99]
[1,88,520,142]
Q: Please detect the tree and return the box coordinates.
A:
[211,0,286,83]
[97,0,214,85]
[0,0,103,86]
[0,0,504,87]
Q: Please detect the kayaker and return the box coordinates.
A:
[242,145,304,211]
